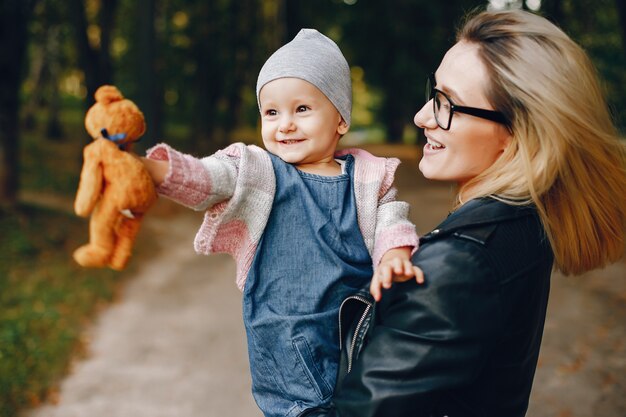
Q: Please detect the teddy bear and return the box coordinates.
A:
[73,85,158,270]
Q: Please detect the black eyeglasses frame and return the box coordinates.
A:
[426,73,509,131]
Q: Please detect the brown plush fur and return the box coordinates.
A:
[73,85,157,270]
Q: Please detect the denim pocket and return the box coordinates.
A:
[292,336,333,401]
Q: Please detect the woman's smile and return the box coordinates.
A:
[424,137,446,151]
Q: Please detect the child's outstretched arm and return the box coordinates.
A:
[370,247,424,302]
[141,143,239,211]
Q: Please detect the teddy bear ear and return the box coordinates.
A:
[95,85,124,105]
[84,107,103,139]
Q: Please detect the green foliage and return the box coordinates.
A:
[20,0,626,150]
[1,100,123,416]
[0,205,120,417]
[19,127,84,196]
[558,0,626,130]
[339,0,479,141]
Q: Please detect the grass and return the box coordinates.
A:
[19,107,86,195]
[0,205,121,416]
[0,107,131,416]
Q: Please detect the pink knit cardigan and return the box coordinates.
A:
[147,143,418,290]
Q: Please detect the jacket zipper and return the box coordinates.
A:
[338,295,373,373]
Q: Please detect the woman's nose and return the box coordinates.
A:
[414,100,437,129]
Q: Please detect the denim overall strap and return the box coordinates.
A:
[243,154,373,417]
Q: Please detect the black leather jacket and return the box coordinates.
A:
[301,197,553,417]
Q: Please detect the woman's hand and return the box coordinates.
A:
[370,247,424,302]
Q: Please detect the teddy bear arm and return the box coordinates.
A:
[74,146,104,217]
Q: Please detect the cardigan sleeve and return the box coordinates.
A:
[146,143,238,211]
[371,186,419,266]
[339,148,419,266]
[370,157,419,266]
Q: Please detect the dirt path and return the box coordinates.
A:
[24,202,262,417]
[21,148,626,417]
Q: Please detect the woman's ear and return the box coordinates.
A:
[337,120,349,135]
[494,123,513,155]
[500,130,513,154]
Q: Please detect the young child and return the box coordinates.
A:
[142,29,420,417]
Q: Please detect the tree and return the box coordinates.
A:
[134,0,161,149]
[22,0,68,140]
[615,0,626,58]
[546,0,626,131]
[188,1,222,152]
[0,0,38,206]
[220,0,261,136]
[343,0,477,142]
[541,0,565,23]
[67,0,119,108]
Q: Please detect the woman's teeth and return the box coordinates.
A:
[427,138,445,149]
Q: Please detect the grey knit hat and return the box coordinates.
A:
[256,29,352,126]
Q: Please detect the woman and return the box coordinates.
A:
[300,8,626,417]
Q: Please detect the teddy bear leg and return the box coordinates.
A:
[73,204,117,268]
[108,214,144,270]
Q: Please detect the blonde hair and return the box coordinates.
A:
[456,9,626,275]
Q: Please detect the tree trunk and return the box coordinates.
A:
[190,2,224,153]
[98,0,117,84]
[135,0,161,149]
[220,0,259,139]
[67,0,118,108]
[46,26,64,140]
[541,0,565,25]
[67,0,98,108]
[0,0,37,206]
[262,0,286,52]
[615,0,626,58]
[22,35,46,131]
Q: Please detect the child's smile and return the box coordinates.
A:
[259,77,348,175]
[277,138,306,145]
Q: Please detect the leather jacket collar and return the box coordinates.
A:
[421,197,535,244]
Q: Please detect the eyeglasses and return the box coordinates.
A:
[426,73,509,130]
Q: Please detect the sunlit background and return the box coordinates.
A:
[13,0,626,158]
[1,1,624,416]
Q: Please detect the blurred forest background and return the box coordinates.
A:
[1,0,626,205]
[0,0,625,415]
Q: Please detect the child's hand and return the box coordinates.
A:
[370,247,424,302]
[141,157,169,186]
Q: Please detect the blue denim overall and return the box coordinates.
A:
[243,153,373,417]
